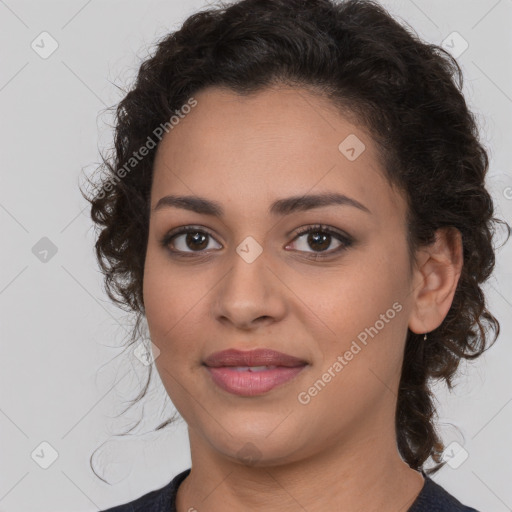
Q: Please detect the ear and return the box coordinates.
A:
[408,227,464,335]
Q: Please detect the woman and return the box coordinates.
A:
[85,0,507,510]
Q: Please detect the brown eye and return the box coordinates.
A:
[161,227,222,254]
[287,225,353,257]
[181,231,209,251]
[305,232,332,252]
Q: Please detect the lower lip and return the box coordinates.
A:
[205,366,307,396]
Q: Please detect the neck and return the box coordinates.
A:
[175,418,425,512]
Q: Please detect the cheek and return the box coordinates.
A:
[142,255,202,411]
[143,252,185,347]
[142,251,210,363]
[296,273,408,430]
[314,253,405,326]
[309,239,410,369]
[143,248,193,324]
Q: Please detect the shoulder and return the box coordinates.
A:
[100,468,191,512]
[408,473,481,512]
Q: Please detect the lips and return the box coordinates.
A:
[203,348,308,396]
[203,348,308,368]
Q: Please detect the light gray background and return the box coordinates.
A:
[1,0,511,510]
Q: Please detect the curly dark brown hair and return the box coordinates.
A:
[82,0,509,482]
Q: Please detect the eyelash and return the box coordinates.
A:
[159,224,354,260]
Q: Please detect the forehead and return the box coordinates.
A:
[151,85,407,225]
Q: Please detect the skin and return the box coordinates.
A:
[142,85,463,512]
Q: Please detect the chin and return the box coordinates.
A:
[204,426,308,467]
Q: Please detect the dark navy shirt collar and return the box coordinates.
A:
[102,467,480,511]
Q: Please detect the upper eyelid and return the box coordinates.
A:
[164,224,351,250]
[165,224,347,239]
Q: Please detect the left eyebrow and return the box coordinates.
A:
[269,192,371,216]
[152,192,371,216]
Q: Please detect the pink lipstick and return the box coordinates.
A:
[203,348,308,396]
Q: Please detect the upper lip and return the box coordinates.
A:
[203,348,308,368]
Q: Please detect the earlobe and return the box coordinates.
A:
[408,227,463,335]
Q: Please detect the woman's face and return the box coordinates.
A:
[143,85,419,466]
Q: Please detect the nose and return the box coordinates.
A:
[212,247,287,331]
